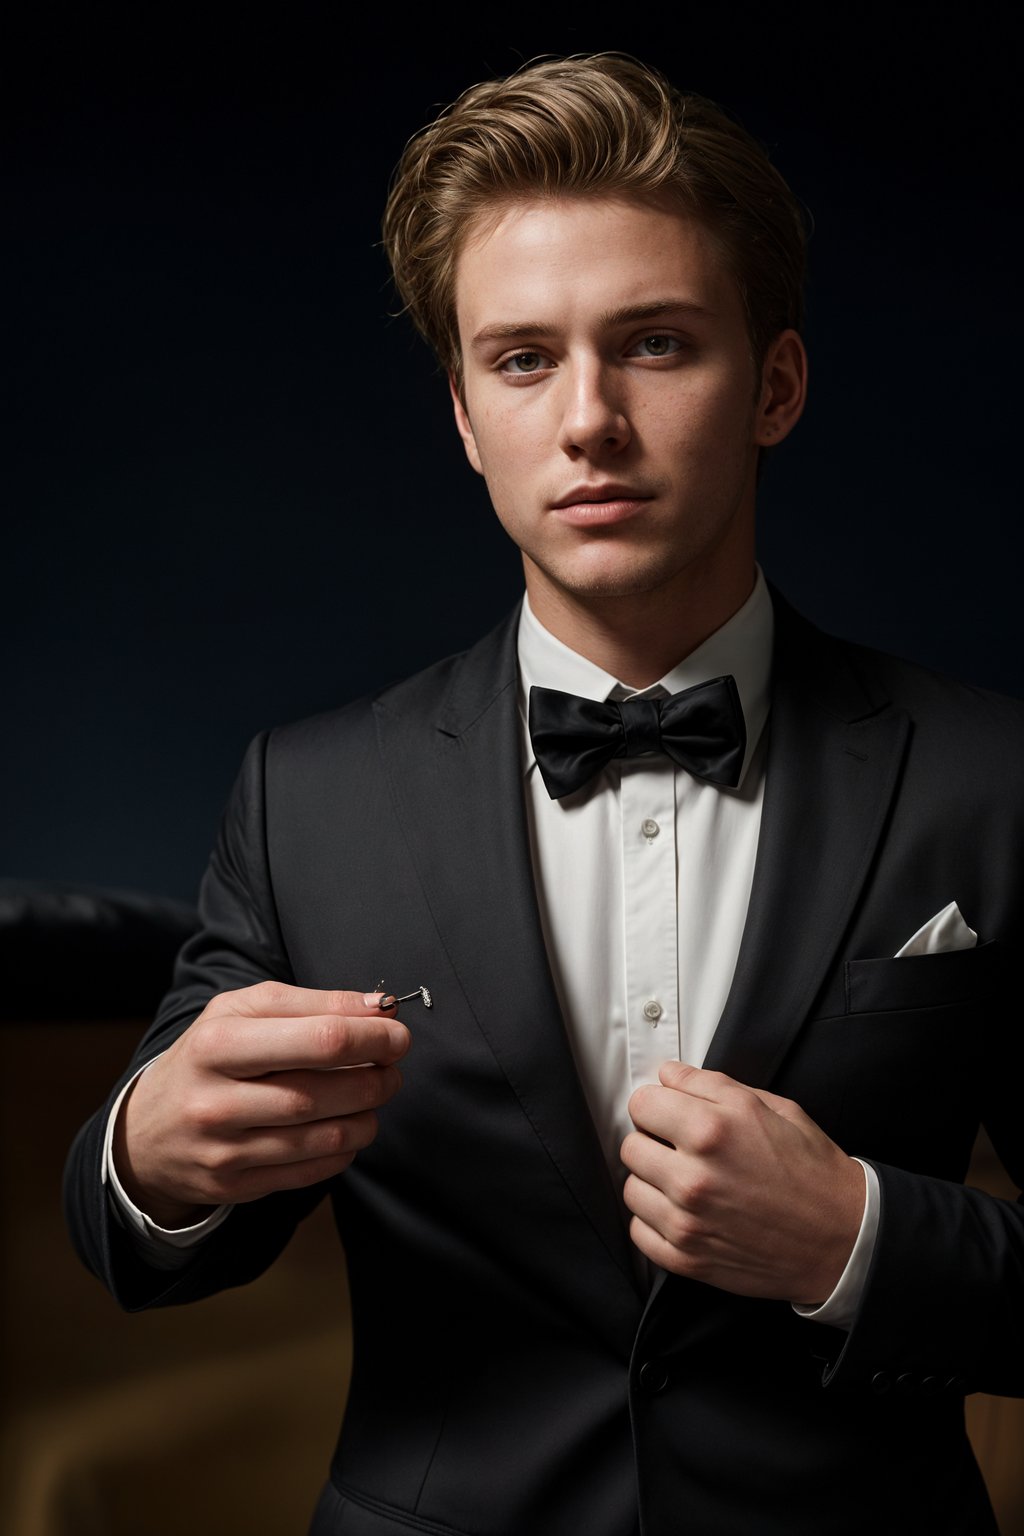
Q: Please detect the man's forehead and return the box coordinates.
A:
[458,189,715,255]
[453,193,739,327]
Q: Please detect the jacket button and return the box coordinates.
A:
[895,1372,918,1395]
[945,1376,968,1394]
[638,1358,670,1395]
[920,1375,941,1396]
[871,1371,892,1395]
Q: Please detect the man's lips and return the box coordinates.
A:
[549,486,654,526]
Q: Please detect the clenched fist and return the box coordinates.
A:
[621,1060,864,1305]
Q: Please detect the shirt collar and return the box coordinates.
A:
[517,567,774,787]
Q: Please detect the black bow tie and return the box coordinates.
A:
[528,676,747,800]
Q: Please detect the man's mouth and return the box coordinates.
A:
[549,485,654,525]
[551,483,649,508]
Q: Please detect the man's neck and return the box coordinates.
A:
[522,561,759,689]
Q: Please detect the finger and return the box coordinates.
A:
[627,1212,698,1277]
[743,1085,809,1126]
[622,1170,706,1249]
[219,1108,383,1175]
[620,1126,677,1182]
[198,1011,410,1077]
[208,1149,371,1205]
[627,1083,726,1152]
[656,1062,810,1131]
[212,1064,403,1131]
[620,1133,713,1220]
[656,1060,749,1103]
[223,981,394,1020]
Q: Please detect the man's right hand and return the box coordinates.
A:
[112,982,410,1228]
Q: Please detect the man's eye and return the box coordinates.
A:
[499,351,547,374]
[632,335,681,357]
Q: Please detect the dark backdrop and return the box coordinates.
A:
[5,6,1022,900]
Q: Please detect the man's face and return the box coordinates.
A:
[450,195,789,616]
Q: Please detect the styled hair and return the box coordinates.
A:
[381,53,809,394]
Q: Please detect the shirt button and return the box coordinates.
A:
[641,818,660,841]
[643,999,663,1024]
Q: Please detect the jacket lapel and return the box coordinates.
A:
[704,593,911,1085]
[373,608,641,1324]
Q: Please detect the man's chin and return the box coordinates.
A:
[524,552,690,605]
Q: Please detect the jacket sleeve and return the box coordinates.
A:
[62,730,327,1312]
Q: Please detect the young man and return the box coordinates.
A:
[66,55,1023,1536]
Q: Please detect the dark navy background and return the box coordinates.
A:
[5,7,1021,899]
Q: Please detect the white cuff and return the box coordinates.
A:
[103,1056,234,1269]
[791,1158,879,1331]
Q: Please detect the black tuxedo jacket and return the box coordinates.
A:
[65,592,1024,1536]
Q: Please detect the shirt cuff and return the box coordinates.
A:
[103,1056,235,1269]
[791,1158,879,1331]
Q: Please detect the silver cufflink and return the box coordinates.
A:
[374,979,433,1012]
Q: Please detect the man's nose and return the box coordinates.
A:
[557,362,631,457]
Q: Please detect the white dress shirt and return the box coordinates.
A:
[107,570,878,1320]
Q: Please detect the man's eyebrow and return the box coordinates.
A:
[601,299,717,326]
[471,321,556,347]
[470,299,716,348]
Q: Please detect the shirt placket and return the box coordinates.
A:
[620,759,679,1093]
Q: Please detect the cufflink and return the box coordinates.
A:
[374,979,433,1011]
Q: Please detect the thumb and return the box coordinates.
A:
[745,1084,812,1126]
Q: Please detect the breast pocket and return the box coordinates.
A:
[835,941,1003,1176]
[844,938,1002,1015]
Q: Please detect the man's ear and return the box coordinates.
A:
[449,371,485,476]
[753,328,808,449]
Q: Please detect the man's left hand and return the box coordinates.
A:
[621,1062,864,1305]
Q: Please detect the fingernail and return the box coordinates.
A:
[363,993,383,1008]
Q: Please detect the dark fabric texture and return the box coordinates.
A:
[0,881,199,1020]
[63,591,1023,1536]
[528,673,746,798]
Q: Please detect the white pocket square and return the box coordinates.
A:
[894,900,978,958]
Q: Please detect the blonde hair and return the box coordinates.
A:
[382,53,809,392]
